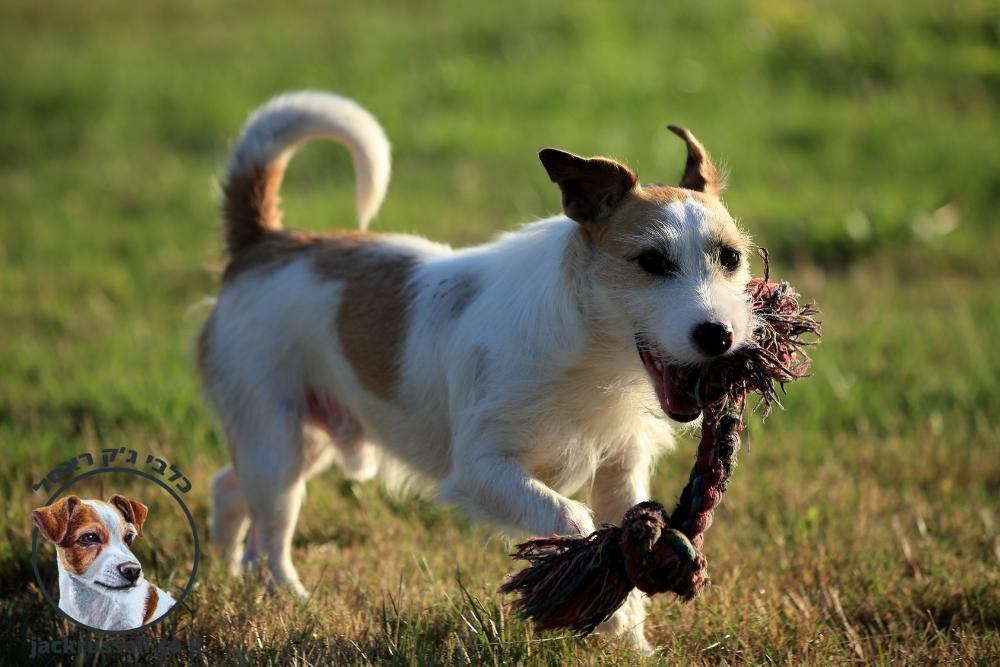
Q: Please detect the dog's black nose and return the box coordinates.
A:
[692,322,733,357]
[118,562,141,583]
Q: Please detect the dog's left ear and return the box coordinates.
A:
[32,495,81,544]
[109,495,149,536]
[539,148,638,225]
[667,125,724,198]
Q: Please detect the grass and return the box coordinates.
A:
[1,0,998,663]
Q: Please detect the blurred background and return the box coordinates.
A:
[1,1,997,663]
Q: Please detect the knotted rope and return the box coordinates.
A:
[499,257,821,635]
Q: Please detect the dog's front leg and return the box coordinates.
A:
[441,449,596,538]
[590,448,651,525]
[590,447,655,655]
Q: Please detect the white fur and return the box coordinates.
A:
[202,92,753,653]
[53,501,174,631]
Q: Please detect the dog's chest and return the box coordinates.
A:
[524,434,604,496]
[517,385,646,495]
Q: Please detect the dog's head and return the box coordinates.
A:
[540,126,752,422]
[32,494,149,592]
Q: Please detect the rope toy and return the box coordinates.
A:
[499,252,821,635]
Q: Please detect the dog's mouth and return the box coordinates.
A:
[636,340,701,422]
[95,580,137,591]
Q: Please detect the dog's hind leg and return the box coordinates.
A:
[210,465,251,576]
[219,428,332,581]
[218,392,372,590]
[230,405,310,597]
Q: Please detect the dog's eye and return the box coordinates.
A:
[719,246,741,271]
[78,533,100,545]
[634,249,676,277]
[124,532,136,546]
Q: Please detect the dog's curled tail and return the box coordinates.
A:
[221,91,391,254]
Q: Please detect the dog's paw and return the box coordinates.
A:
[263,571,310,599]
[553,499,596,536]
[634,636,656,657]
[594,590,652,654]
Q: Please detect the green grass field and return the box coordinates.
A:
[2,0,998,663]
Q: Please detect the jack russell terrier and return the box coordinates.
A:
[200,91,752,652]
[32,495,175,630]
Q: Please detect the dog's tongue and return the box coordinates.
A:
[639,349,701,422]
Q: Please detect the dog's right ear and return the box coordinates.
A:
[539,149,638,226]
[32,495,81,544]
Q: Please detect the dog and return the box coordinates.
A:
[199,91,752,652]
[32,495,175,630]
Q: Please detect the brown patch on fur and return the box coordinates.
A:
[217,225,415,402]
[312,236,417,403]
[641,184,718,209]
[589,186,685,253]
[588,185,740,254]
[221,229,323,282]
[51,503,107,576]
[143,586,159,625]
[223,158,291,255]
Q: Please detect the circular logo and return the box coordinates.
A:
[31,467,200,633]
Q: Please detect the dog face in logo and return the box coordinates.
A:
[33,494,148,592]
